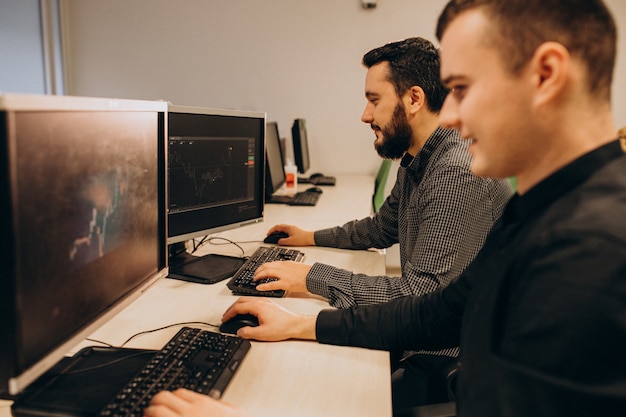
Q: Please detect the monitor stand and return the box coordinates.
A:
[10,346,156,417]
[167,242,245,285]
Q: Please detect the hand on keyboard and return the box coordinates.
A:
[254,261,312,293]
[146,388,247,417]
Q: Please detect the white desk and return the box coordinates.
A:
[1,175,391,417]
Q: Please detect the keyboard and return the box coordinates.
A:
[299,174,336,186]
[266,191,321,206]
[226,246,305,297]
[97,327,250,417]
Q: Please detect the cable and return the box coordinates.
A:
[85,338,115,347]
[120,321,220,347]
[41,322,222,379]
[53,350,156,376]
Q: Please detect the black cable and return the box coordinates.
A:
[48,322,222,377]
[85,338,115,347]
[120,321,220,347]
[53,350,156,376]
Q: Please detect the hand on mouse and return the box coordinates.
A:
[222,297,317,341]
[144,388,246,417]
[265,224,316,246]
[253,261,312,293]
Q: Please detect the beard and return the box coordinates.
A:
[373,103,412,159]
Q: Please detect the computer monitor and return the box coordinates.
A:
[0,93,168,396]
[167,105,265,283]
[291,118,310,174]
[265,121,286,199]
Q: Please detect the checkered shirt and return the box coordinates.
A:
[307,126,513,357]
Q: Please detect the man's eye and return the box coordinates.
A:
[451,86,466,100]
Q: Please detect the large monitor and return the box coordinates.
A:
[265,121,286,199]
[167,105,265,284]
[291,118,310,174]
[0,93,168,396]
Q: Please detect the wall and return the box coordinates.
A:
[62,0,626,176]
[0,0,47,94]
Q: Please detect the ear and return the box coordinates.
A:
[530,42,570,107]
[406,86,426,115]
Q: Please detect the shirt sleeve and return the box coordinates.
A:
[314,270,471,352]
[307,165,507,308]
[313,177,402,250]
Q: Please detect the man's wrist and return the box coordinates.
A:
[289,315,318,340]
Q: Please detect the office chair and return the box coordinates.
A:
[395,360,460,417]
[373,159,393,213]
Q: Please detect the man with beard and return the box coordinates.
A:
[254,37,512,407]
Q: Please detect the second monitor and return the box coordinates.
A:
[167,105,266,284]
[266,121,322,207]
[291,118,336,186]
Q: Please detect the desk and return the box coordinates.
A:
[0,175,391,417]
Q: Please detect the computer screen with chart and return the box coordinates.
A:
[167,105,265,284]
[0,93,168,397]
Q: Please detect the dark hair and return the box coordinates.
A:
[436,0,616,100]
[362,37,448,112]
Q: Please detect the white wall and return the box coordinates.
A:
[0,0,47,94]
[62,0,626,176]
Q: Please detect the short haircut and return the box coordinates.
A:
[435,0,616,100]
[362,37,449,113]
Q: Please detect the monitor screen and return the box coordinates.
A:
[291,118,310,174]
[166,105,265,283]
[265,121,285,198]
[0,94,168,396]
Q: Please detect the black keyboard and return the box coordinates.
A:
[289,191,321,206]
[98,327,250,417]
[266,191,321,206]
[309,176,336,186]
[299,175,336,186]
[226,246,305,297]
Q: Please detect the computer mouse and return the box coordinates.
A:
[309,172,324,179]
[306,186,323,194]
[263,231,289,244]
[219,313,259,335]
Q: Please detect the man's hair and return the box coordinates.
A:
[435,0,617,100]
[362,37,449,112]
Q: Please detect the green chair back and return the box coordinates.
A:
[372,159,393,213]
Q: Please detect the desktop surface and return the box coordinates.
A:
[1,175,390,417]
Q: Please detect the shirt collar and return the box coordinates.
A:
[400,126,458,172]
[503,139,626,225]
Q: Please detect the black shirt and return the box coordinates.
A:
[316,139,626,416]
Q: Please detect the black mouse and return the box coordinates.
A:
[219,313,259,335]
[263,231,289,244]
[306,186,323,194]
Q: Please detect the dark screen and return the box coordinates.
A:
[11,109,164,374]
[291,118,310,174]
[167,109,265,243]
[265,121,285,197]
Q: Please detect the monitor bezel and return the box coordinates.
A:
[166,105,266,245]
[265,121,286,198]
[291,118,310,175]
[0,93,169,396]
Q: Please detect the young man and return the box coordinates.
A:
[257,37,512,408]
[144,0,626,416]
[255,37,511,312]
